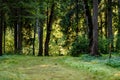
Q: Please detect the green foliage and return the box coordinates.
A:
[59,0,83,34]
[69,36,89,57]
[1,0,120,56]
[79,54,101,62]
[5,28,14,53]
[115,35,120,52]
[98,37,109,54]
[106,58,120,68]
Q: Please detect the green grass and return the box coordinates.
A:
[61,54,120,80]
[0,54,120,80]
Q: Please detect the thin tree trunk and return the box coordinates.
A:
[17,22,22,54]
[3,17,6,53]
[82,0,93,53]
[90,0,100,56]
[38,20,43,56]
[107,0,113,58]
[14,8,18,54]
[44,1,55,56]
[105,0,108,38]
[116,0,120,51]
[0,10,3,56]
[75,0,79,37]
[33,23,36,55]
[17,8,22,54]
[14,19,18,53]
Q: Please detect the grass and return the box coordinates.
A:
[0,55,91,80]
[0,54,120,80]
[62,54,120,80]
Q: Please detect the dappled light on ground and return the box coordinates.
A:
[0,56,94,80]
[18,61,92,80]
[0,55,120,80]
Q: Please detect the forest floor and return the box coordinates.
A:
[0,55,120,80]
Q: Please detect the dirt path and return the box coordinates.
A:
[18,57,93,80]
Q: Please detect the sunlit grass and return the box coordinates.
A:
[0,54,120,80]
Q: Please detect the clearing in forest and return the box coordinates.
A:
[0,55,120,80]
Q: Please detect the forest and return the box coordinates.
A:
[0,0,120,80]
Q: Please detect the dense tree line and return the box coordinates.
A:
[0,0,120,57]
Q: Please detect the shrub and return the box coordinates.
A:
[98,37,109,54]
[70,36,110,56]
[69,36,89,57]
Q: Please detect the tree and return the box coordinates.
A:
[107,0,113,58]
[0,0,5,56]
[44,0,55,56]
[75,0,79,37]
[0,9,3,56]
[38,20,43,56]
[82,0,93,53]
[104,0,108,38]
[90,0,100,56]
[13,8,18,54]
[9,1,23,54]
[11,0,36,54]
[37,1,45,56]
[32,27,35,55]
[116,0,120,52]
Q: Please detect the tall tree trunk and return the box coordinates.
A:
[107,0,113,58]
[105,0,108,38]
[75,0,79,37]
[0,10,3,56]
[116,0,120,51]
[17,22,22,54]
[90,0,100,56]
[14,8,20,54]
[82,0,93,53]
[14,12,18,54]
[44,1,55,56]
[38,20,43,56]
[17,8,22,54]
[3,17,6,53]
[33,23,36,55]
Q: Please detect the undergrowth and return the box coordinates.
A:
[106,58,120,68]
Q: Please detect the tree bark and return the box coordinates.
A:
[105,0,108,38]
[3,16,6,53]
[116,0,120,51]
[44,1,55,56]
[107,0,113,58]
[17,24,22,54]
[33,23,36,55]
[14,8,22,54]
[14,9,18,54]
[0,10,3,56]
[90,0,100,56]
[75,0,79,37]
[82,0,93,53]
[17,8,22,54]
[38,20,43,56]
